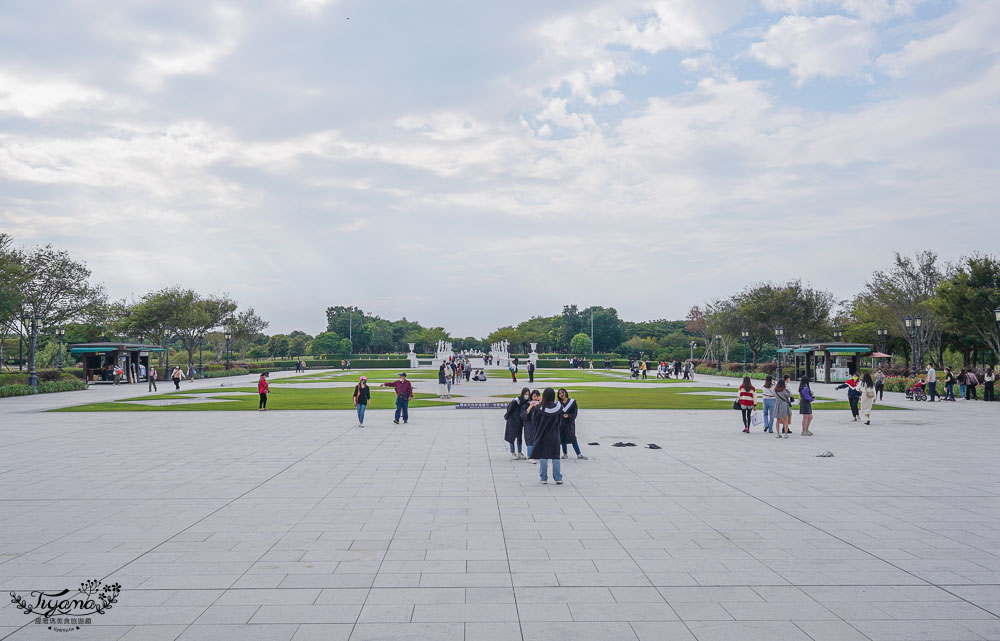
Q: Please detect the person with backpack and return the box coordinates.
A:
[737,376,756,434]
[504,388,529,460]
[966,369,979,400]
[257,372,269,411]
[836,373,862,422]
[509,362,517,383]
[352,375,370,427]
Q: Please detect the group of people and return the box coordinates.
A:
[504,387,586,484]
[438,360,472,398]
[347,372,415,426]
[910,364,995,402]
[737,374,820,437]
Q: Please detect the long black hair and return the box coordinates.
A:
[542,387,556,406]
[798,375,810,394]
[519,387,530,399]
[862,373,874,387]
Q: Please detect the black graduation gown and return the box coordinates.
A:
[559,398,578,445]
[521,403,536,445]
[503,398,523,445]
[528,402,562,460]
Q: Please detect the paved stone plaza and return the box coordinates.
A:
[1,372,999,641]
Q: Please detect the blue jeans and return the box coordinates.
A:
[394,397,409,422]
[539,458,562,482]
[509,438,522,453]
[356,403,366,424]
[945,382,955,400]
[526,445,533,458]
[561,441,581,456]
[959,384,966,399]
[762,398,775,431]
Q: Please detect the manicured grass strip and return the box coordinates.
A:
[52,387,450,412]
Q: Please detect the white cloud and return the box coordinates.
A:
[0,70,103,117]
[749,14,875,83]
[877,1,1000,77]
[761,0,925,22]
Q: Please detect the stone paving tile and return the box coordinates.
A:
[3,394,1000,639]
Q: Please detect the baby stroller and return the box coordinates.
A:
[629,365,640,380]
[905,382,928,401]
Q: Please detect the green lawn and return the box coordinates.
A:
[270,369,439,384]
[493,386,903,411]
[52,386,451,412]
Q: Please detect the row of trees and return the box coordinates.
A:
[684,252,1000,370]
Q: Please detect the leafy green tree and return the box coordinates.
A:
[228,308,269,360]
[569,332,592,355]
[338,338,353,355]
[622,336,659,357]
[288,332,313,357]
[267,334,290,357]
[933,254,1000,365]
[310,331,342,356]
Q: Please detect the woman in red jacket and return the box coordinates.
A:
[258,372,270,411]
[737,376,756,433]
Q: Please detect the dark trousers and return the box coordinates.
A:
[395,397,409,422]
[148,379,157,392]
[967,385,977,400]
[259,393,267,409]
[741,407,753,430]
[945,382,956,400]
[875,382,883,400]
[173,378,180,390]
[927,381,938,401]
[848,396,859,417]
[985,382,995,401]
[529,371,534,383]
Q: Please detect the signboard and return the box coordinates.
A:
[454,402,508,410]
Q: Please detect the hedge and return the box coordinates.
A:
[0,379,88,397]
[0,384,35,397]
[201,368,250,379]
[0,370,81,386]
[272,359,411,369]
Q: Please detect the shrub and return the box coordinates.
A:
[725,363,743,373]
[38,380,87,393]
[0,384,36,397]
[201,368,250,379]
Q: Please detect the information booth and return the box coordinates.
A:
[777,343,873,384]
[69,343,165,384]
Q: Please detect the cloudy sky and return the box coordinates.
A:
[1,0,998,337]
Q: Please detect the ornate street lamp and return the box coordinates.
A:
[994,306,1000,329]
[198,333,205,377]
[689,340,697,362]
[26,314,41,390]
[833,329,843,342]
[55,326,66,372]
[775,326,784,381]
[904,316,916,375]
[741,329,749,373]
[877,326,888,354]
[714,335,723,371]
[224,330,232,370]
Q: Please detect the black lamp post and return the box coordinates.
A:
[689,340,696,362]
[833,329,843,342]
[55,326,65,372]
[741,329,749,373]
[714,335,723,371]
[914,315,922,371]
[198,333,204,378]
[25,314,41,390]
[224,331,232,370]
[904,316,916,375]
[877,326,888,355]
[775,326,784,381]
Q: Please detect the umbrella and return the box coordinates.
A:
[870,352,891,358]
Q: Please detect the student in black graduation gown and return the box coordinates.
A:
[528,388,564,484]
[504,387,530,460]
[522,390,541,463]
[557,388,586,460]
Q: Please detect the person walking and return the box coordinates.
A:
[761,375,776,434]
[438,364,448,399]
[509,362,517,383]
[874,368,885,401]
[799,376,815,436]
[557,388,587,459]
[527,361,535,383]
[640,359,647,380]
[353,375,370,427]
[958,369,967,400]
[925,364,938,401]
[984,367,995,402]
[258,372,270,411]
[381,373,413,424]
[445,364,454,398]
[148,365,158,392]
[188,363,196,381]
[944,366,957,401]
[966,369,979,400]
[529,388,564,485]
[171,366,183,390]
[737,376,756,434]
[773,379,792,438]
[504,388,529,460]
[860,372,876,425]
[836,373,861,422]
[522,389,541,462]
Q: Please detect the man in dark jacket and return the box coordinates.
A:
[382,373,414,424]
[527,361,535,383]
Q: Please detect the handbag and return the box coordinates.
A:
[751,411,762,426]
[732,400,741,410]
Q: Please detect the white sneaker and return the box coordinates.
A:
[511,453,519,460]
[530,460,538,465]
